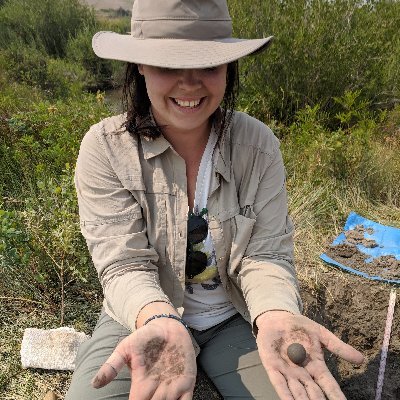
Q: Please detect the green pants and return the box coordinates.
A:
[65,311,279,400]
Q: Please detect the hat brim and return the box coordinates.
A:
[92,31,273,69]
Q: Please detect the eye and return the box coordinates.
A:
[157,67,180,74]
[160,67,172,72]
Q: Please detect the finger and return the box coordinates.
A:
[166,380,195,400]
[301,378,326,400]
[318,325,364,364]
[129,377,158,400]
[178,393,193,400]
[151,382,168,400]
[287,379,308,400]
[267,370,295,400]
[92,350,127,389]
[306,361,346,400]
[294,369,326,400]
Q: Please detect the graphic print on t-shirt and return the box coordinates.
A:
[182,128,236,330]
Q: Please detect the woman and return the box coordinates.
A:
[66,0,364,399]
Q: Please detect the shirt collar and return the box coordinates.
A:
[213,118,232,183]
[141,134,172,160]
[140,109,233,183]
[140,110,172,159]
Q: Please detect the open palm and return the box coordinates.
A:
[92,321,197,400]
[256,312,364,400]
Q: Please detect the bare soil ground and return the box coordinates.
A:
[195,268,400,400]
[302,270,400,399]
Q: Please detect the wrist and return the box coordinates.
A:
[144,313,190,332]
[255,310,294,329]
[136,301,179,329]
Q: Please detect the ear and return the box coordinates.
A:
[137,64,144,75]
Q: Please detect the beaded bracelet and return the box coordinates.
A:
[143,313,190,331]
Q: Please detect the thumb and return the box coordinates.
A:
[319,324,364,365]
[92,345,128,389]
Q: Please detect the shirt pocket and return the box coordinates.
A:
[143,192,168,268]
[228,206,257,276]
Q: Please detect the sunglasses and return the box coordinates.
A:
[186,211,209,279]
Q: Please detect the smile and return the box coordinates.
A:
[172,98,203,108]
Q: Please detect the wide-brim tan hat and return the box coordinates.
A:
[92,0,273,69]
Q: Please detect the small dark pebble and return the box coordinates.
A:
[287,343,307,365]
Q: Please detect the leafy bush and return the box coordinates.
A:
[0,0,95,58]
[66,25,123,91]
[0,209,40,301]
[0,0,129,93]
[5,94,111,179]
[0,167,93,321]
[232,0,400,123]
[0,209,31,275]
[280,98,400,206]
[2,44,88,97]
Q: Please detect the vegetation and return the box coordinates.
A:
[0,0,399,398]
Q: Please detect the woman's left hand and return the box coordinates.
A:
[255,311,364,400]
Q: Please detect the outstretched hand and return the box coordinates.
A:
[91,319,197,400]
[256,311,364,400]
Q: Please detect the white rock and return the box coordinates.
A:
[21,327,90,370]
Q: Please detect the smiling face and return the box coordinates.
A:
[138,64,227,138]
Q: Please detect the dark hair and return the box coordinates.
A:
[122,62,239,140]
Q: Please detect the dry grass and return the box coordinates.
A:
[288,178,400,299]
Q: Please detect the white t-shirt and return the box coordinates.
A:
[182,131,237,330]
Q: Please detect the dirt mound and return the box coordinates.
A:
[302,269,400,399]
[324,224,400,280]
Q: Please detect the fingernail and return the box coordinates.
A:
[91,374,104,389]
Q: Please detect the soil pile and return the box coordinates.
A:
[302,269,400,400]
[324,225,400,280]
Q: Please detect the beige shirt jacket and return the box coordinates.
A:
[75,110,302,352]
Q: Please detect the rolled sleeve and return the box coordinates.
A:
[75,126,171,331]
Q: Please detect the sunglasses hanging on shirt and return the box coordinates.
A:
[186,208,208,279]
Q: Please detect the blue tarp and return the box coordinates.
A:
[320,212,400,284]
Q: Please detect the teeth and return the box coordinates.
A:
[174,99,201,108]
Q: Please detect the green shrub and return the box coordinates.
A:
[3,45,48,88]
[280,99,400,206]
[0,0,127,92]
[2,45,88,97]
[6,94,111,177]
[0,167,93,319]
[0,0,95,58]
[0,55,43,114]
[22,167,91,302]
[1,90,111,205]
[232,0,400,123]
[45,57,88,97]
[0,208,39,300]
[65,26,118,91]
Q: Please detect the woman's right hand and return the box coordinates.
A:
[91,318,197,400]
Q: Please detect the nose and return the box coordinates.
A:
[178,69,202,91]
